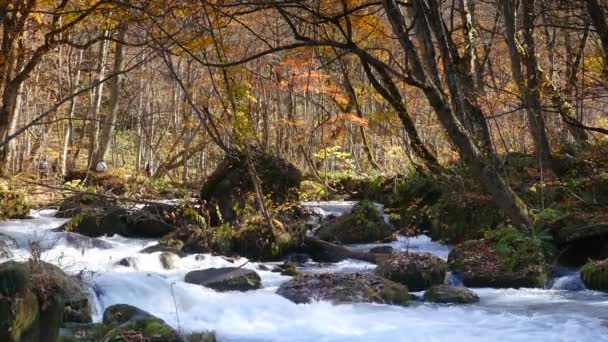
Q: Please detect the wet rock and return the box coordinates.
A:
[375,252,447,291]
[0,182,31,220]
[184,332,217,342]
[58,198,179,239]
[160,252,181,270]
[116,257,139,269]
[256,264,270,271]
[276,273,409,305]
[315,200,394,244]
[185,267,261,292]
[286,253,311,264]
[139,244,187,257]
[370,246,394,254]
[581,258,608,292]
[200,150,301,225]
[101,304,181,342]
[423,285,479,304]
[0,260,92,341]
[448,230,547,288]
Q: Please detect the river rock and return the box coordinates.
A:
[370,246,394,254]
[101,304,181,342]
[139,243,187,257]
[448,237,547,288]
[160,252,181,270]
[57,196,178,238]
[375,252,447,291]
[580,258,608,292]
[185,267,262,292]
[0,260,92,341]
[423,285,479,304]
[276,273,409,305]
[116,257,139,269]
[315,200,394,244]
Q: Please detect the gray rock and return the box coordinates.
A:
[375,252,447,291]
[276,272,409,305]
[423,285,479,304]
[160,252,180,270]
[185,267,261,292]
[369,246,394,254]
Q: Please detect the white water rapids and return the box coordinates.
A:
[1,205,607,342]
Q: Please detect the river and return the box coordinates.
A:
[1,204,607,342]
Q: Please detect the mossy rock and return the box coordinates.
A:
[423,285,479,304]
[427,193,502,243]
[200,150,301,225]
[101,318,181,342]
[448,227,548,288]
[375,252,447,291]
[184,332,217,342]
[0,261,30,297]
[101,304,182,342]
[277,273,409,305]
[0,182,30,220]
[0,290,40,342]
[315,200,394,244]
[232,222,293,260]
[581,259,608,292]
[185,267,261,292]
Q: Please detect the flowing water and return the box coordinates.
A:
[1,205,608,342]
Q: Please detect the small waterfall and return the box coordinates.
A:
[446,272,464,287]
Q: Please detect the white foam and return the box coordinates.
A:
[1,209,608,341]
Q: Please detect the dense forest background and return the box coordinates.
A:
[1,0,608,225]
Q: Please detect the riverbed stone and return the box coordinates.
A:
[185,267,262,292]
[375,252,447,291]
[276,273,409,305]
[580,258,608,292]
[423,285,479,304]
[101,304,181,342]
[160,251,181,270]
[448,233,547,288]
[370,245,394,254]
[0,260,92,340]
[315,200,394,244]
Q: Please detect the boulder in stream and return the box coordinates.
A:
[160,251,181,270]
[375,252,447,291]
[315,200,394,244]
[0,260,92,341]
[276,273,409,305]
[185,267,262,292]
[580,258,608,292]
[423,285,479,304]
[448,227,548,288]
[101,304,181,342]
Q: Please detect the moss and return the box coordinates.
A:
[0,290,40,341]
[0,181,30,220]
[316,200,393,244]
[485,226,545,273]
[0,261,30,296]
[428,193,502,243]
[102,304,140,327]
[102,318,180,342]
[374,279,410,305]
[581,259,608,292]
[279,263,300,276]
[185,332,217,342]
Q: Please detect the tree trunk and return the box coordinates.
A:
[87,32,109,169]
[93,27,126,166]
[383,0,531,227]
